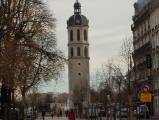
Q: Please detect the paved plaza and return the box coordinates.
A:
[36,117,66,120]
[35,116,159,120]
[36,117,86,120]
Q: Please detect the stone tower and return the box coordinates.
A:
[67,0,90,109]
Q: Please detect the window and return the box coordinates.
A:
[84,47,88,57]
[77,29,80,41]
[70,47,74,57]
[77,47,81,56]
[70,30,73,41]
[84,30,87,41]
[157,32,159,46]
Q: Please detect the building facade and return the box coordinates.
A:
[132,0,159,116]
[67,0,90,111]
[150,0,159,115]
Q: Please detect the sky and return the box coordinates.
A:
[39,0,137,93]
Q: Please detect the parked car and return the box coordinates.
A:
[98,107,106,117]
[137,105,149,118]
[25,107,36,119]
[10,107,20,120]
[117,108,128,118]
[88,106,98,118]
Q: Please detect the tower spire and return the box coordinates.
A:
[74,0,81,14]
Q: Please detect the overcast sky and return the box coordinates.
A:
[39,0,137,93]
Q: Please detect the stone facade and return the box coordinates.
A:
[150,3,159,115]
[67,1,90,109]
[132,0,159,116]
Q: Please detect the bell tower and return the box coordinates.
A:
[67,0,90,109]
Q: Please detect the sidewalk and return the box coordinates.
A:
[36,117,67,120]
[36,117,86,120]
[35,116,159,120]
[150,115,159,119]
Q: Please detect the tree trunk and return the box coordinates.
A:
[21,91,26,120]
[1,84,11,120]
[3,103,7,120]
[119,82,121,120]
[3,104,11,120]
[128,95,133,120]
[11,90,16,120]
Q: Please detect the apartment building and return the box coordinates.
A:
[132,0,159,116]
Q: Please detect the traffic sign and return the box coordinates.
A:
[139,92,152,103]
[140,83,152,92]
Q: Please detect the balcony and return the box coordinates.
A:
[133,4,150,23]
[133,41,151,58]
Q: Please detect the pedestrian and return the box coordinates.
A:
[15,110,19,120]
[68,109,75,120]
[137,106,140,120]
[60,109,62,117]
[42,111,46,120]
[51,111,54,119]
[65,110,68,117]
[145,105,150,119]
[113,108,116,120]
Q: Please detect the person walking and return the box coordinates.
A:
[42,111,46,120]
[65,110,68,117]
[59,109,62,117]
[51,111,54,119]
[68,109,75,120]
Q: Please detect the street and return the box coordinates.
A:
[36,117,105,120]
[36,117,67,120]
[36,116,87,120]
[35,116,159,120]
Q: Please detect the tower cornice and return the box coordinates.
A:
[68,43,89,46]
[68,57,90,60]
[67,25,89,29]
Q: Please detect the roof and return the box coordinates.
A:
[67,1,89,27]
[67,14,89,27]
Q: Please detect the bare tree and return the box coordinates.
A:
[120,37,134,120]
[120,37,134,92]
[120,37,133,65]
[0,0,65,119]
[97,59,118,94]
[96,58,127,120]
